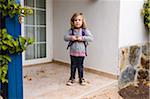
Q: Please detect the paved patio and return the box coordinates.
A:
[23,62,122,99]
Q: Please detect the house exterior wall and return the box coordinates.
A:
[53,0,120,75]
[119,0,148,47]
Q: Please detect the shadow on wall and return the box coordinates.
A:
[118,42,150,99]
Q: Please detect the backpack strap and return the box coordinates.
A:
[82,29,88,56]
[67,29,74,49]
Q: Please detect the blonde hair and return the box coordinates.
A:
[70,12,87,29]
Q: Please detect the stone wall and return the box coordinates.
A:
[118,42,149,99]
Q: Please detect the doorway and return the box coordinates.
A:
[21,0,52,65]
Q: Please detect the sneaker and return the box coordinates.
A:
[66,79,74,86]
[79,78,86,86]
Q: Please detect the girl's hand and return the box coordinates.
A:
[18,16,23,23]
[76,36,83,41]
[71,36,77,41]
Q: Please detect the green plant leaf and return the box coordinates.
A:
[27,38,34,45]
[7,35,13,40]
[13,40,19,47]
[3,55,11,62]
[0,67,2,76]
[19,36,26,45]
[2,45,8,51]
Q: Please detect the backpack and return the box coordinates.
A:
[67,28,88,56]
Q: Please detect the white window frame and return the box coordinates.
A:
[21,0,53,66]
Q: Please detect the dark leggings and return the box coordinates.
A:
[69,55,85,80]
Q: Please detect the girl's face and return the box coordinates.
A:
[73,15,83,29]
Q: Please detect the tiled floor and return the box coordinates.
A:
[23,62,122,99]
[82,82,123,99]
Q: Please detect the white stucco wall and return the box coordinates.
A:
[119,0,148,47]
[53,0,120,75]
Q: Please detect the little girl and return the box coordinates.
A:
[64,12,93,86]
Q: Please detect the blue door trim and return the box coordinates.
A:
[5,0,23,98]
